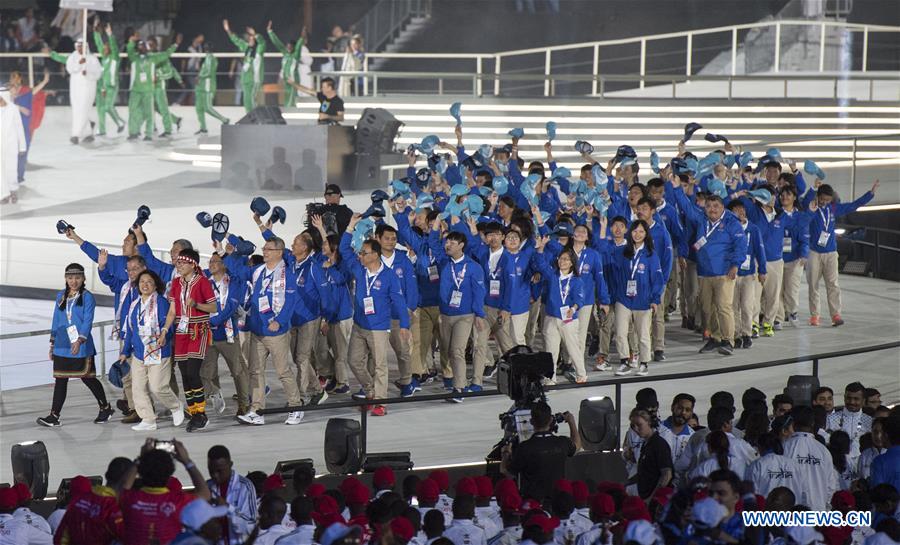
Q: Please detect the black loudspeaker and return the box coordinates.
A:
[362,452,413,472]
[579,397,619,452]
[354,108,402,154]
[11,441,50,499]
[275,459,315,480]
[236,106,287,125]
[324,418,362,475]
[785,375,820,407]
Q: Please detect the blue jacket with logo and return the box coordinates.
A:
[207,274,246,342]
[395,212,442,308]
[545,240,610,306]
[51,289,97,359]
[737,222,768,277]
[339,233,409,330]
[673,186,746,277]
[121,294,173,360]
[321,262,354,324]
[427,229,487,318]
[383,250,418,316]
[531,252,585,320]
[802,190,874,254]
[609,245,664,311]
[778,209,811,263]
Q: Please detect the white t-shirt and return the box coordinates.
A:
[744,452,802,498]
[444,519,487,545]
[782,432,839,510]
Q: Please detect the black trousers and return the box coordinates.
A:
[51,377,108,415]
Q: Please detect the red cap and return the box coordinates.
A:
[0,488,18,510]
[315,494,339,515]
[591,493,615,517]
[494,478,518,498]
[340,476,364,495]
[523,513,560,534]
[571,481,589,503]
[374,467,396,489]
[831,490,855,512]
[345,483,371,506]
[263,474,286,494]
[417,479,439,503]
[621,496,651,522]
[428,470,449,492]
[499,492,523,514]
[69,476,93,499]
[474,476,493,500]
[167,476,183,493]
[390,516,415,542]
[12,483,31,505]
[455,477,478,497]
[307,483,326,498]
[553,479,573,495]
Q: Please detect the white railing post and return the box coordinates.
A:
[27,55,34,87]
[774,22,781,73]
[494,55,501,96]
[819,23,826,72]
[591,44,599,96]
[476,56,483,96]
[862,27,869,71]
[639,38,646,89]
[363,56,369,96]
[544,49,551,97]
[731,27,738,76]
[686,33,692,76]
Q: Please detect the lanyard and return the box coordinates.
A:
[65,295,77,323]
[819,206,831,231]
[262,269,275,292]
[559,275,572,303]
[365,269,381,297]
[295,254,311,276]
[450,261,467,291]
[576,248,587,273]
[704,218,722,239]
[489,249,503,278]
[630,249,643,280]
[180,274,194,315]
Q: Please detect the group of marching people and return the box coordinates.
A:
[41,111,880,429]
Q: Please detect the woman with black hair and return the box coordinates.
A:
[37,263,113,427]
[828,430,857,489]
[312,219,353,395]
[609,220,664,377]
[689,430,741,480]
[533,236,587,383]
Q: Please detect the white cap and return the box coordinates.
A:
[691,497,727,529]
[180,499,229,531]
[623,520,660,545]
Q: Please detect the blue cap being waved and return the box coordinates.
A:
[196,212,213,229]
[449,102,462,126]
[682,122,703,143]
[545,121,557,142]
[269,206,287,225]
[250,196,271,216]
[134,205,151,227]
[56,219,75,234]
[211,213,230,242]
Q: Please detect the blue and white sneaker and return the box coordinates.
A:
[400,378,420,398]
[464,384,483,393]
[351,388,368,400]
[332,383,350,394]
[447,388,464,403]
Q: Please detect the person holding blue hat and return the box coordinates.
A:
[774,184,811,328]
[724,199,767,349]
[634,196,674,362]
[131,223,194,297]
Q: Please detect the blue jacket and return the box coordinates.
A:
[80,241,129,281]
[778,209,811,263]
[609,245,665,310]
[738,222,768,277]
[51,290,97,359]
[647,219,674,284]
[531,252,585,320]
[339,233,410,330]
[207,274,246,343]
[545,240,610,306]
[137,242,176,286]
[289,255,327,327]
[501,248,537,315]
[228,260,299,337]
[802,190,874,254]
[468,239,507,311]
[740,197,787,263]
[395,212,442,308]
[673,187,746,277]
[321,263,354,323]
[99,266,138,340]
[121,294,173,360]
[383,250,418,315]
[427,230,487,318]
[656,198,687,257]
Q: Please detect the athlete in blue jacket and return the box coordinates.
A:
[775,185,811,327]
[635,196,673,362]
[726,200,768,350]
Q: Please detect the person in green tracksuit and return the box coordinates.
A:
[152,39,183,137]
[194,43,230,134]
[92,21,125,135]
[266,21,305,108]
[126,33,180,140]
[223,18,265,113]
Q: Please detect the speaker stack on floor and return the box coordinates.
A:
[236,106,287,125]
[350,108,404,191]
[324,417,412,475]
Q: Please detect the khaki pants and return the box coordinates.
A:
[389,318,414,385]
[665,256,680,311]
[249,333,301,412]
[473,307,516,384]
[682,261,700,321]
[409,310,424,375]
[200,339,250,404]
[320,318,351,384]
[291,321,323,399]
[508,312,529,347]
[599,305,638,357]
[543,315,586,379]
[807,251,841,318]
[732,275,757,338]
[699,275,736,343]
[651,286,666,351]
[614,303,652,363]
[761,259,784,325]
[440,313,474,389]
[123,368,135,410]
[576,304,595,355]
[131,356,182,423]
[417,306,449,377]
[779,259,804,321]
[487,306,517,355]
[347,325,389,399]
[525,300,542,347]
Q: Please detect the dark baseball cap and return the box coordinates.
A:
[324,184,342,196]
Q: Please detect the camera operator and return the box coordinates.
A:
[500,401,581,502]
[322,184,353,236]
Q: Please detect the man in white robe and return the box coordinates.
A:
[65,38,102,144]
[0,86,27,204]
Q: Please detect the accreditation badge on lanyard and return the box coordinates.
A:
[559,276,573,323]
[65,297,80,343]
[489,261,501,297]
[176,281,190,333]
[449,263,466,309]
[258,272,273,314]
[693,219,721,251]
[626,251,641,298]
[818,207,831,247]
[363,270,379,315]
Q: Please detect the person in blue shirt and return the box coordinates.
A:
[647,178,686,319]
[37,262,114,427]
[64,226,137,283]
[132,223,193,294]
[118,269,183,431]
[671,176,746,356]
[533,237,588,383]
[635,197,673,362]
[608,220,664,377]
[725,200,767,350]
[869,416,900,492]
[595,215,639,372]
[498,227,538,351]
[340,215,411,417]
[200,252,250,418]
[229,236,304,427]
[775,185,810,328]
[802,180,879,327]
[428,221,487,402]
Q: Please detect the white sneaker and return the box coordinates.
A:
[636,363,649,376]
[210,393,226,414]
[237,411,265,425]
[132,420,157,431]
[284,411,304,425]
[629,355,639,368]
[172,407,185,427]
[614,363,632,376]
[595,362,613,372]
